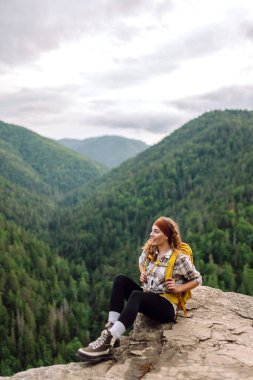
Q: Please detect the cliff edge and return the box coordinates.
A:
[1,286,253,380]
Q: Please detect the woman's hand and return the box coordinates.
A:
[166,279,182,293]
[140,271,147,283]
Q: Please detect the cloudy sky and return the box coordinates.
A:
[1,0,253,144]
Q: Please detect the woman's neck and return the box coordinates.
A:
[158,242,171,256]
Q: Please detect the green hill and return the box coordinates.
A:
[0,121,106,375]
[0,215,90,375]
[54,110,253,334]
[0,120,106,236]
[0,121,106,197]
[57,135,149,168]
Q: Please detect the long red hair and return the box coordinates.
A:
[142,217,182,257]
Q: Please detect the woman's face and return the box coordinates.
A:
[150,224,168,245]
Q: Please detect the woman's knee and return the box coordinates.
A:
[113,274,130,286]
[128,290,143,303]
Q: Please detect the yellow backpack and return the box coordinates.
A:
[161,242,193,316]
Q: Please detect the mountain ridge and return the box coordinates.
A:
[57,135,149,168]
[0,120,106,197]
[0,120,106,375]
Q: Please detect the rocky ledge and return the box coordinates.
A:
[1,286,253,380]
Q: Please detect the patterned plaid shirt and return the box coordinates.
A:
[139,249,202,294]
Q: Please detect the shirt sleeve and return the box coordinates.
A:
[139,251,147,265]
[176,253,202,285]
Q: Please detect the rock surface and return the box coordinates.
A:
[1,286,253,380]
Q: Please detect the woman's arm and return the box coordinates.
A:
[166,279,199,293]
[139,263,147,283]
[166,253,202,293]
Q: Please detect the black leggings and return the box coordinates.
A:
[109,274,175,329]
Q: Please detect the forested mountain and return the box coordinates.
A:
[1,111,253,376]
[0,216,90,375]
[0,121,106,375]
[0,121,106,197]
[54,110,253,336]
[57,135,149,168]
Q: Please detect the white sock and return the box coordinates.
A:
[108,311,120,323]
[109,321,126,339]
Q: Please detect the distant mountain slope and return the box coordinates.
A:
[57,135,149,168]
[0,121,100,375]
[0,120,107,235]
[0,121,106,197]
[54,110,253,334]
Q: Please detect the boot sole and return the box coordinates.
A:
[76,352,113,362]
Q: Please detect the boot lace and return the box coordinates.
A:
[88,330,110,349]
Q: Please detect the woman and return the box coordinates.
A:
[77,216,202,361]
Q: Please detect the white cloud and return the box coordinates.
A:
[0,0,253,144]
[171,85,253,113]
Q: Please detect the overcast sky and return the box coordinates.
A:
[1,0,253,144]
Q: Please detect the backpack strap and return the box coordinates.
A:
[144,254,167,275]
[164,249,190,316]
[144,250,179,280]
[164,250,179,281]
[143,254,155,267]
[145,249,191,316]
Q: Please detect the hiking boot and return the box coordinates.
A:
[88,322,120,348]
[77,329,116,360]
[105,321,114,329]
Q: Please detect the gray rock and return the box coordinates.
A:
[1,286,253,380]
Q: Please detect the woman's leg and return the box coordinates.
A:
[77,288,174,359]
[77,275,142,359]
[117,291,175,329]
[109,274,142,314]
